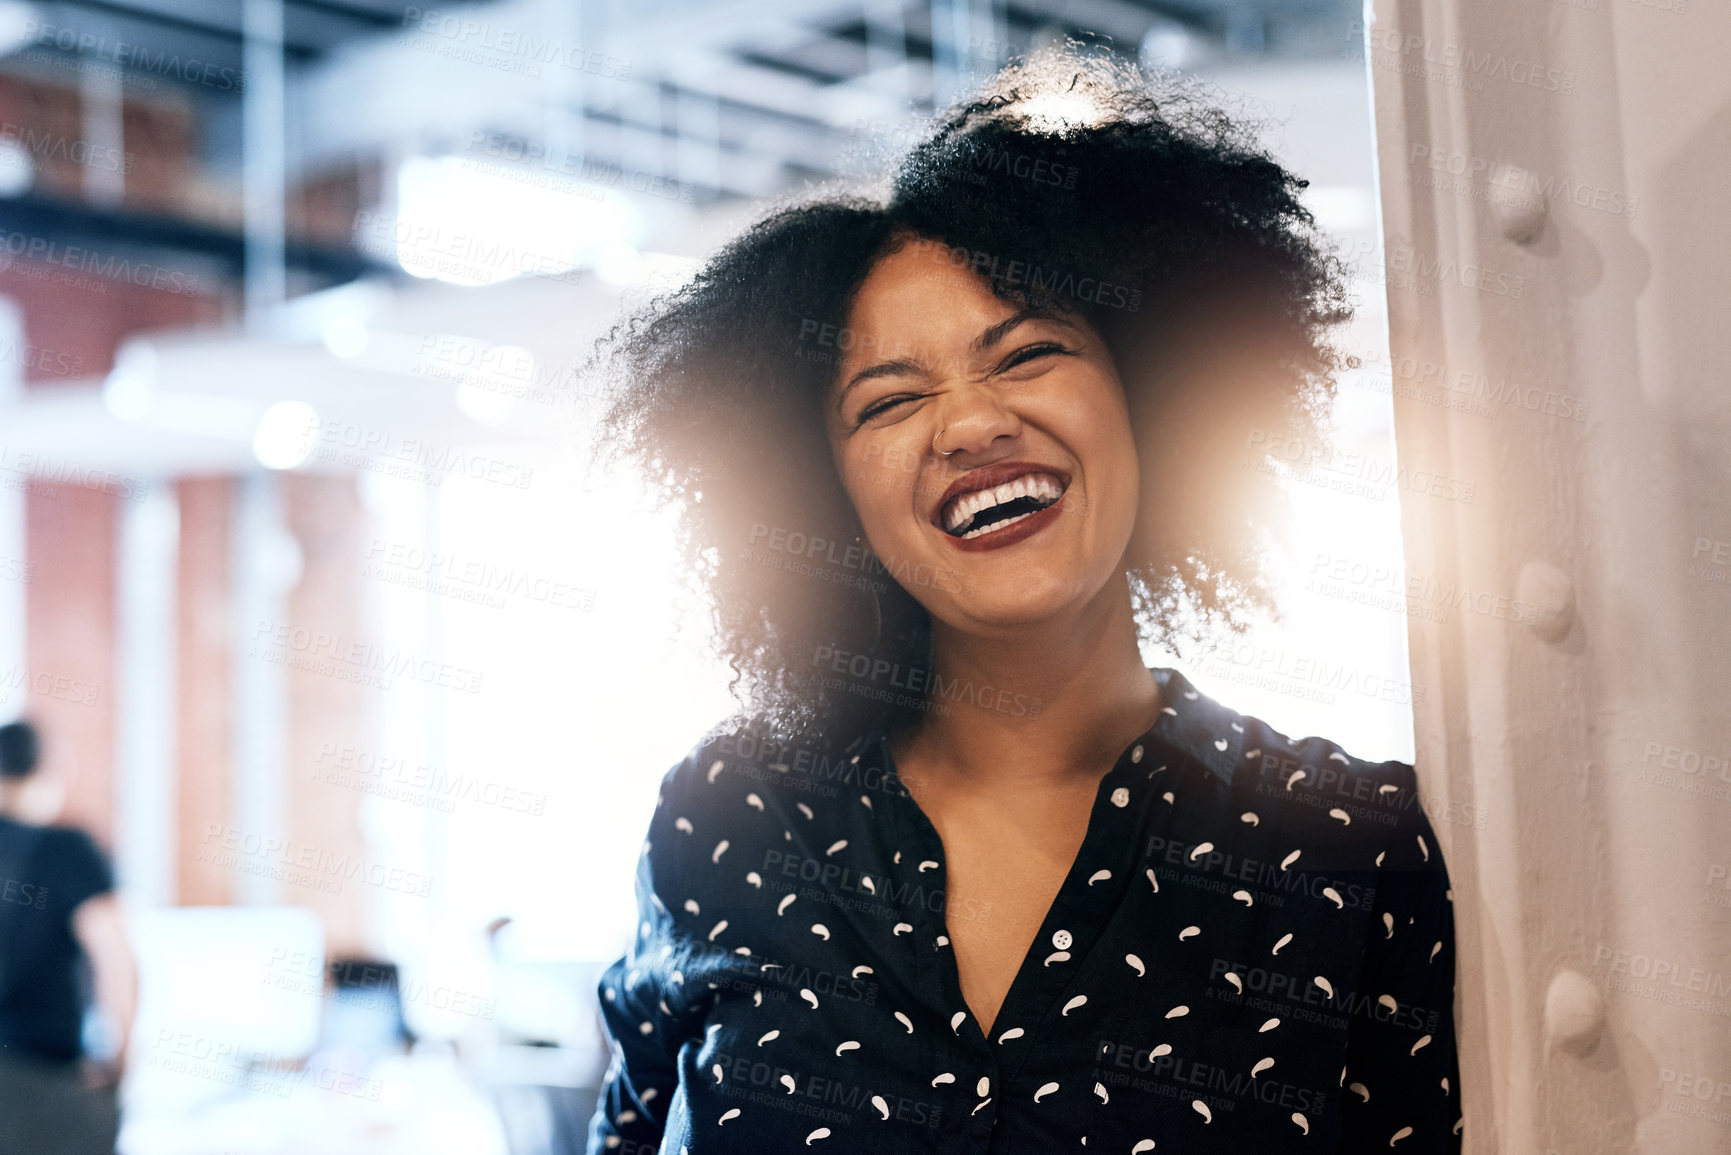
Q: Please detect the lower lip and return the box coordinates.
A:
[941,492,1067,553]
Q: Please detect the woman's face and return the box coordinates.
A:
[826,236,1142,636]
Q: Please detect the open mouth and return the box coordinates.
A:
[939,471,1068,541]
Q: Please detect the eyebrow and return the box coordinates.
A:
[972,306,1065,353]
[833,307,1072,412]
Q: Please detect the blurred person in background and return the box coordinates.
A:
[0,720,137,1155]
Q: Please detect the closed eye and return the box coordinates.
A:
[850,344,1072,426]
[856,393,925,424]
[996,343,1075,373]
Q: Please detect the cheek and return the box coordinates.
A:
[1066,378,1141,524]
[841,441,923,523]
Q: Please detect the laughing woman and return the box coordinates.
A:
[584,51,1461,1155]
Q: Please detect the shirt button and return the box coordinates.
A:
[1110,787,1130,808]
[1052,929,1073,950]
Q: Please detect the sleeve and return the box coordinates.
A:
[585,754,712,1155]
[52,828,115,915]
[1338,766,1464,1154]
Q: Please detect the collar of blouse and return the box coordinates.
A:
[845,665,1245,796]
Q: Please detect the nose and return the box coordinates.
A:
[931,381,1022,460]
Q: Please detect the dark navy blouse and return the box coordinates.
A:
[587,667,1462,1153]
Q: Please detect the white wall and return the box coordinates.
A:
[1367,0,1731,1150]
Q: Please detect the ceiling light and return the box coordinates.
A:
[0,2,42,59]
[252,400,319,470]
[389,155,646,287]
[0,139,31,197]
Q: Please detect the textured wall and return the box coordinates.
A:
[1366,0,1731,1150]
[176,476,233,906]
[280,473,373,957]
[21,482,116,842]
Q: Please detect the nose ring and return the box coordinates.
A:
[934,426,960,457]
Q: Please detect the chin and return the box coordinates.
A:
[936,578,1092,632]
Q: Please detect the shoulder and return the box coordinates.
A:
[1190,686,1437,875]
[1239,716,1422,815]
[651,715,876,820]
[640,715,872,868]
[21,824,115,905]
[1165,669,1420,806]
[34,823,110,867]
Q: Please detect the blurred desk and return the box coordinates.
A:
[119,1048,509,1155]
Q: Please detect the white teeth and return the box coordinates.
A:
[960,510,1033,540]
[941,472,1065,535]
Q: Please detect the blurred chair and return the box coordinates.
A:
[481,960,609,1155]
[489,1045,600,1155]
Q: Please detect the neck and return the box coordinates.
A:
[0,781,23,819]
[905,572,1162,788]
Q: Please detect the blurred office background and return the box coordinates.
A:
[0,1,1410,1151]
